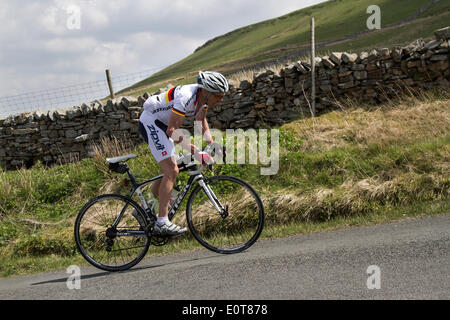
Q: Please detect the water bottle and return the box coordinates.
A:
[145,191,158,214]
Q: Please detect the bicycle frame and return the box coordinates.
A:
[111,162,227,232]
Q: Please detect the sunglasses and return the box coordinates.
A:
[211,93,225,99]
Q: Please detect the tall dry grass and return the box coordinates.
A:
[263,170,449,223]
[284,87,450,152]
[90,135,135,161]
[269,87,450,222]
[89,135,135,192]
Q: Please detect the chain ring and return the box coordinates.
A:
[144,220,169,246]
[150,234,169,246]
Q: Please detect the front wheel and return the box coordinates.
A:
[186,175,264,254]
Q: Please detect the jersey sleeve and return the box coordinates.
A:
[171,87,187,117]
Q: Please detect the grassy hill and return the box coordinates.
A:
[118,0,450,96]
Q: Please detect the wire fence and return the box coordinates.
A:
[0,68,162,118]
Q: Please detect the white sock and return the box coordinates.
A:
[157,217,169,225]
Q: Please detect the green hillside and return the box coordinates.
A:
[120,0,449,96]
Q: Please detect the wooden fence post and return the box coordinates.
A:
[311,17,316,117]
[105,69,115,99]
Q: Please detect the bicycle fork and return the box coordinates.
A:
[198,179,229,218]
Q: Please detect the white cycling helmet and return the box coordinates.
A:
[197,71,229,93]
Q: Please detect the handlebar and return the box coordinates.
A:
[154,119,226,167]
[176,143,226,172]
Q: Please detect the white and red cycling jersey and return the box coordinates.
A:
[142,84,208,125]
[139,84,208,163]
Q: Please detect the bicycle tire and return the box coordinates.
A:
[74,194,151,272]
[186,175,264,254]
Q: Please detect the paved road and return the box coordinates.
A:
[0,214,448,300]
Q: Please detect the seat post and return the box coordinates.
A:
[126,167,139,189]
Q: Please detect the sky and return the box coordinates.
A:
[0,0,327,114]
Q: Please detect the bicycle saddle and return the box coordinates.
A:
[106,154,137,164]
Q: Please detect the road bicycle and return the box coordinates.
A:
[74,146,265,272]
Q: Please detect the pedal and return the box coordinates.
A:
[150,234,169,246]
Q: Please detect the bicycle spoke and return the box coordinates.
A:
[75,195,150,272]
[187,176,264,254]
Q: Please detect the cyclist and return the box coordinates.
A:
[138,71,229,237]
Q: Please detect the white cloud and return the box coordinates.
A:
[79,3,110,29]
[80,41,139,73]
[39,5,66,35]
[126,31,204,69]
[43,37,98,52]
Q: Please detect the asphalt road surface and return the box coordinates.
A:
[0,214,448,300]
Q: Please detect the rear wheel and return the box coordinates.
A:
[186,175,264,254]
[74,194,150,272]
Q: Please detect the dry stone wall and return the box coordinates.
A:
[0,27,449,170]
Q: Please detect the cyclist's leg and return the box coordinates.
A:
[139,110,176,209]
[151,179,161,199]
[155,157,187,236]
[139,112,186,236]
[157,157,178,219]
[150,173,176,209]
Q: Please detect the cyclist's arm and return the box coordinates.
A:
[166,111,183,140]
[195,107,213,145]
[167,111,200,155]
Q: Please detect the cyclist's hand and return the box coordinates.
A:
[207,142,227,162]
[195,151,214,165]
